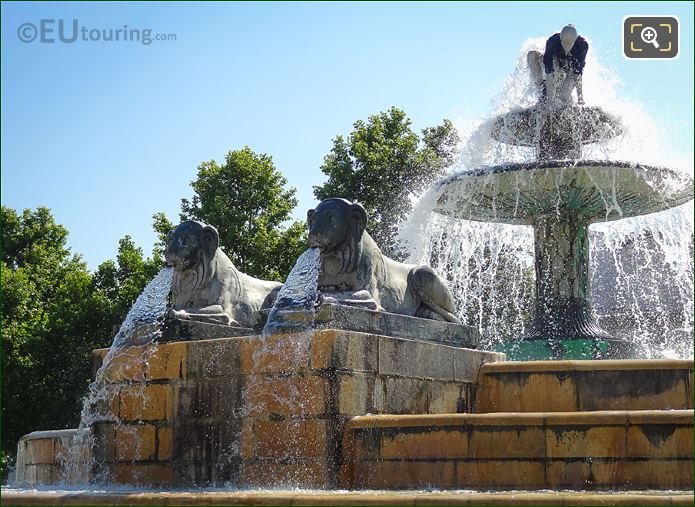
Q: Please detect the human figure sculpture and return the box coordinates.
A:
[165,220,281,327]
[527,24,588,105]
[307,198,461,323]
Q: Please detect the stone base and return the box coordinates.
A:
[160,318,254,342]
[13,430,81,486]
[82,329,503,488]
[495,338,636,360]
[3,490,694,506]
[343,410,694,490]
[261,303,479,348]
[476,359,694,413]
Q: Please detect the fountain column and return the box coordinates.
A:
[525,215,610,341]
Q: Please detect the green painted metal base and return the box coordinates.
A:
[495,338,637,360]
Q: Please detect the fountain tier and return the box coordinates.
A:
[434,160,693,358]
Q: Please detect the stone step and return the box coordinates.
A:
[2,489,693,506]
[341,410,694,490]
[475,359,693,413]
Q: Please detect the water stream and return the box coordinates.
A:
[59,267,174,485]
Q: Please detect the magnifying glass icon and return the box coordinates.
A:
[641,26,660,48]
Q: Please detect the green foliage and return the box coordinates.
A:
[151,212,176,263]
[1,206,112,475]
[314,107,459,258]
[1,207,161,478]
[180,146,307,281]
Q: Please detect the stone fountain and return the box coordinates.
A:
[5,49,694,506]
[434,104,693,359]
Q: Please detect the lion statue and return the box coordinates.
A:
[164,220,282,327]
[307,198,461,323]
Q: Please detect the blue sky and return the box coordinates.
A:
[2,1,693,270]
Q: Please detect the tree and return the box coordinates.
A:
[1,207,164,478]
[1,207,114,475]
[179,146,307,281]
[314,107,459,258]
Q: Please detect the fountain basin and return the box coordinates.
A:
[490,105,624,148]
[434,160,693,224]
[3,489,694,506]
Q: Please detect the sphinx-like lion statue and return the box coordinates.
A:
[165,220,281,327]
[307,198,460,323]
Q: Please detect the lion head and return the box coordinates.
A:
[307,198,368,274]
[164,220,220,272]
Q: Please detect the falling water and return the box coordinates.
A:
[400,39,694,358]
[263,247,321,336]
[59,267,174,485]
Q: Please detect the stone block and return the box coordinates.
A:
[573,368,693,411]
[313,303,479,348]
[92,423,116,463]
[626,425,693,458]
[176,458,241,487]
[476,360,694,413]
[380,377,430,414]
[146,342,187,381]
[24,438,55,465]
[546,426,627,458]
[469,426,546,458]
[380,429,468,459]
[378,337,455,381]
[157,427,172,461]
[173,420,242,463]
[240,462,330,488]
[244,375,328,417]
[239,333,312,374]
[476,372,578,413]
[453,348,506,383]
[249,419,328,460]
[337,373,374,415]
[115,424,156,461]
[119,384,170,421]
[455,460,545,489]
[311,330,378,372]
[357,460,456,489]
[185,338,242,378]
[546,459,593,488]
[112,463,175,486]
[161,319,254,343]
[98,347,148,382]
[427,382,468,413]
[591,459,694,489]
[177,377,243,420]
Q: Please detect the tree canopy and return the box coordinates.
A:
[314,107,459,258]
[178,146,307,281]
[1,207,165,475]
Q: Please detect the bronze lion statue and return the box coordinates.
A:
[307,198,460,323]
[164,220,281,327]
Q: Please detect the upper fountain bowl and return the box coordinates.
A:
[434,160,694,225]
[491,105,624,148]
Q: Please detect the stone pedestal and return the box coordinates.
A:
[88,329,504,487]
[261,303,479,348]
[160,318,254,342]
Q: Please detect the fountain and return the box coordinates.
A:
[432,102,692,359]
[4,40,694,506]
